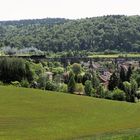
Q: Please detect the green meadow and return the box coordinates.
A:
[89,53,140,58]
[0,86,140,139]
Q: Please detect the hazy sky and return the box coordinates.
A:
[0,0,140,20]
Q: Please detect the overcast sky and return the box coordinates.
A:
[0,0,140,21]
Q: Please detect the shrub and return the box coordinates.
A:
[45,81,57,91]
[96,84,106,98]
[136,90,140,99]
[90,88,96,97]
[68,72,76,93]
[76,74,83,83]
[105,90,113,100]
[84,80,92,96]
[71,63,82,75]
[75,83,84,94]
[112,88,126,101]
[51,67,64,75]
[11,81,21,87]
[20,79,30,88]
[0,81,4,85]
[59,84,68,93]
[37,74,48,89]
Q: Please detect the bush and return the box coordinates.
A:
[96,84,106,98]
[0,81,4,85]
[105,90,113,100]
[45,81,57,91]
[51,67,64,75]
[68,72,76,93]
[112,88,126,101]
[59,84,68,93]
[11,81,21,87]
[90,88,96,97]
[75,83,84,94]
[136,90,140,99]
[37,74,48,89]
[84,80,92,96]
[20,79,30,88]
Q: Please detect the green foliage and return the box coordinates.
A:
[37,74,48,90]
[20,79,30,88]
[45,81,58,91]
[0,81,4,86]
[68,72,76,93]
[126,65,132,82]
[91,72,100,89]
[108,72,119,90]
[59,83,68,93]
[11,81,21,87]
[90,88,96,97]
[130,78,138,95]
[105,90,113,100]
[75,83,84,94]
[123,79,138,102]
[0,57,33,83]
[51,67,64,75]
[136,90,140,99]
[38,73,58,91]
[123,81,132,102]
[71,63,82,76]
[76,74,83,83]
[1,16,140,52]
[82,72,92,85]
[25,61,34,82]
[96,84,106,98]
[131,69,140,87]
[84,80,92,96]
[112,88,126,101]
[120,66,126,82]
[30,62,44,81]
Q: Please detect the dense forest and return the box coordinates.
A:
[1,15,140,52]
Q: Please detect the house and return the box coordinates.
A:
[99,71,112,88]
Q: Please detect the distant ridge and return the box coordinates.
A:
[1,15,140,52]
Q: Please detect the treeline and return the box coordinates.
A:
[0,18,69,26]
[1,57,140,103]
[1,15,140,52]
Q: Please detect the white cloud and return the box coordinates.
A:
[0,0,140,20]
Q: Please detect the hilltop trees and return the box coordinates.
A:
[1,16,140,52]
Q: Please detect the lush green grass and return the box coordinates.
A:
[0,86,140,139]
[89,53,140,58]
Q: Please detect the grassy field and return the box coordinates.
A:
[89,53,140,58]
[0,86,140,139]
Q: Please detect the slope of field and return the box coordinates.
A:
[0,86,140,140]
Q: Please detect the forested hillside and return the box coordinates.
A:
[1,15,140,52]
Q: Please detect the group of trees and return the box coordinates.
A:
[0,57,140,103]
[66,63,140,103]
[0,57,33,83]
[108,65,139,102]
[1,15,140,52]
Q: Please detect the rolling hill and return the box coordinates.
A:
[1,15,140,52]
[0,86,140,139]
